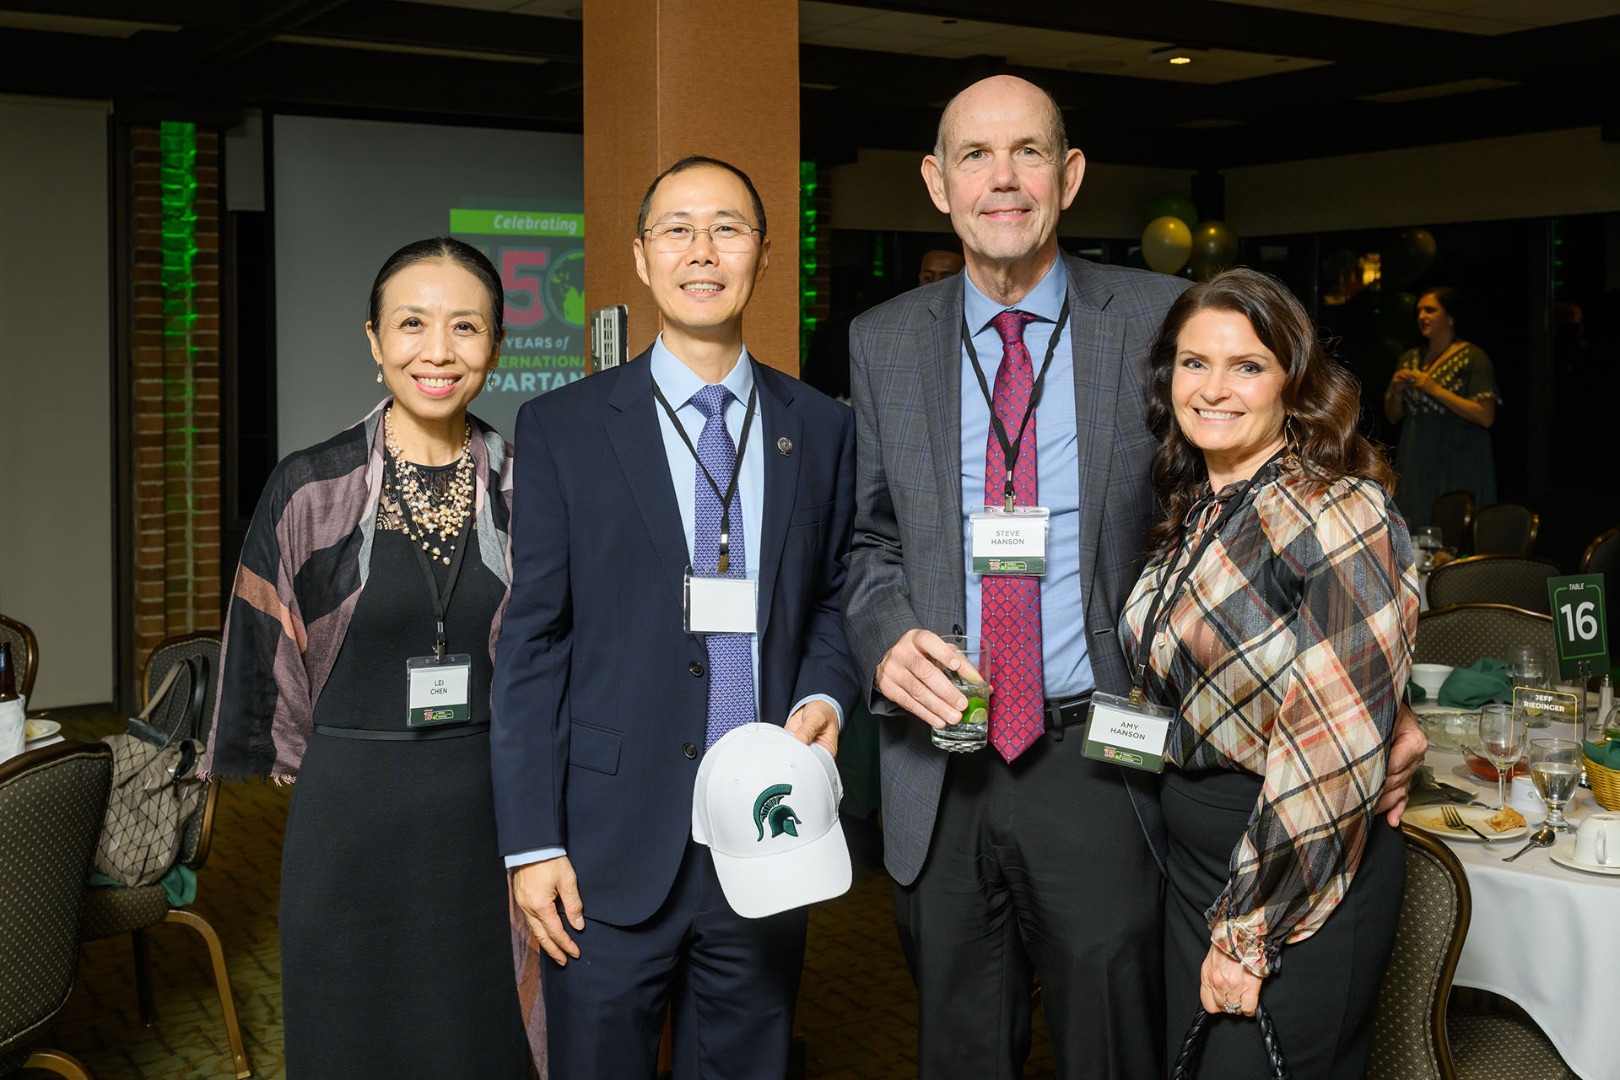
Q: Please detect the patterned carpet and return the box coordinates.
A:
[20,713,1056,1079]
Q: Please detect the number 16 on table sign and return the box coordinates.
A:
[1547,573,1609,680]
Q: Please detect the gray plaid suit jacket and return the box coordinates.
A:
[844,253,1189,886]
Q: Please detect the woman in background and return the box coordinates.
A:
[204,238,540,1076]
[1122,268,1418,1078]
[1383,285,1499,527]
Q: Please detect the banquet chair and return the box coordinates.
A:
[0,612,39,702]
[0,740,114,1080]
[77,631,252,1079]
[1579,526,1618,579]
[1367,825,1466,1080]
[1413,603,1556,670]
[1424,556,1560,614]
[1470,504,1538,556]
[1429,490,1475,555]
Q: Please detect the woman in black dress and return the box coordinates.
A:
[206,239,538,1076]
[1119,269,1419,1078]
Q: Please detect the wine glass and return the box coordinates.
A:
[1508,644,1548,690]
[1412,526,1442,572]
[1478,703,1523,811]
[1527,738,1580,833]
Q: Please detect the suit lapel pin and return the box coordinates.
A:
[777,437,793,456]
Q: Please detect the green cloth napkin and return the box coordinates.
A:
[1408,680,1427,702]
[88,863,198,907]
[1584,739,1620,769]
[1439,657,1512,708]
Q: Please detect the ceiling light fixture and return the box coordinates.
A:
[1169,55,1192,65]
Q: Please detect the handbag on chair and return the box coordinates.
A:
[1169,1003,1291,1080]
[92,657,209,887]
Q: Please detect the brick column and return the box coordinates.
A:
[128,122,222,673]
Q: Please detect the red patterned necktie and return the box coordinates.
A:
[983,309,1043,762]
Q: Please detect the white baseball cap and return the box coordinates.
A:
[691,723,852,919]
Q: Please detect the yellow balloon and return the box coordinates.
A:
[1141,215,1192,275]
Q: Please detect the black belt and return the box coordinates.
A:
[314,722,490,742]
[1043,693,1092,742]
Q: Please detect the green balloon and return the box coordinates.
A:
[1188,220,1239,281]
[1141,216,1192,275]
[1146,193,1198,231]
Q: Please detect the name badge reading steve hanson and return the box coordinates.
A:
[970,506,1050,576]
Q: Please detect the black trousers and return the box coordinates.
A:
[543,840,808,1080]
[1161,768,1404,1080]
[899,732,1166,1080]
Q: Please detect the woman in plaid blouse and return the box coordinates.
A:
[1120,268,1420,1078]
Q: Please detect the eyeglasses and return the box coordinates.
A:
[641,221,761,253]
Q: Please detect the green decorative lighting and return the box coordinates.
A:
[159,121,201,588]
[800,160,819,365]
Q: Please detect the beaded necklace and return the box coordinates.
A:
[383,406,474,565]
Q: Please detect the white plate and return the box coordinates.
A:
[1409,804,1528,842]
[23,719,60,743]
[1549,838,1620,877]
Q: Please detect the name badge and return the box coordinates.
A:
[1082,691,1174,773]
[970,506,1050,576]
[684,570,759,635]
[406,654,472,727]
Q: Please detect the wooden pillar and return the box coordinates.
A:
[583,0,801,375]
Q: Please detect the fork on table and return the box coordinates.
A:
[1439,805,1494,842]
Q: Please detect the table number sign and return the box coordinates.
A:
[1547,574,1608,681]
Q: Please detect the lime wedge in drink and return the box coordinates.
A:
[963,696,989,726]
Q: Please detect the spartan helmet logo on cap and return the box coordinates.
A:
[753,784,802,841]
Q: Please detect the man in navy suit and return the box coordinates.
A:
[492,156,859,1079]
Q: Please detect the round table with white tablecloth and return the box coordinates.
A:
[1423,755,1618,1080]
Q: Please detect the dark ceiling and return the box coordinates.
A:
[0,0,1616,169]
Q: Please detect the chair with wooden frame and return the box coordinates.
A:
[0,740,114,1080]
[1413,603,1556,670]
[1470,504,1539,557]
[1579,526,1619,580]
[1429,490,1476,556]
[0,612,39,703]
[1424,556,1560,615]
[1367,824,1468,1080]
[77,631,251,1079]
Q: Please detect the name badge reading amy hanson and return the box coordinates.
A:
[1082,691,1173,773]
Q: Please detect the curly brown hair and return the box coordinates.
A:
[1144,267,1394,556]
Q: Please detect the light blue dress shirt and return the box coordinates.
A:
[958,256,1094,700]
[506,336,841,869]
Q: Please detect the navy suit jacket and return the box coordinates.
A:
[492,351,860,927]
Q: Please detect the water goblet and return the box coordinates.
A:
[1508,644,1547,690]
[1527,737,1580,834]
[1478,703,1523,811]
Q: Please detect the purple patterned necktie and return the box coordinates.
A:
[983,310,1044,762]
[691,383,756,748]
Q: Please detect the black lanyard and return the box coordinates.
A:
[651,379,758,574]
[390,456,472,662]
[1131,450,1286,694]
[963,299,1071,511]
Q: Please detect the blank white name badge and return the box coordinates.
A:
[1081,691,1174,773]
[684,571,759,635]
[405,654,472,727]
[970,506,1050,576]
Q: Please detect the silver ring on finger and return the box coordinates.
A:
[1222,1001,1240,1015]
